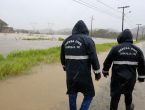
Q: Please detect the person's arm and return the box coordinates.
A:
[60,43,66,71]
[137,50,145,82]
[86,38,101,80]
[102,47,115,78]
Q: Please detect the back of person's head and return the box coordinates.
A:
[72,20,89,35]
[117,29,133,44]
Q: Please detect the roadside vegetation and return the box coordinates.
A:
[22,37,64,41]
[58,37,65,41]
[0,41,141,79]
[0,54,4,61]
[22,38,51,40]
[91,29,119,38]
[96,43,116,53]
[0,47,60,79]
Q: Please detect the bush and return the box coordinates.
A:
[58,37,64,41]
[0,54,4,61]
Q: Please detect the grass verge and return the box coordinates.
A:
[0,42,118,79]
[96,43,116,53]
[0,47,60,79]
[0,54,4,61]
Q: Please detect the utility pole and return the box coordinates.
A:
[118,6,130,31]
[136,24,142,41]
[141,28,145,38]
[90,16,94,37]
[30,22,37,35]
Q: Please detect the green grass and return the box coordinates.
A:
[58,37,64,41]
[0,47,60,79]
[95,40,142,53]
[0,54,4,61]
[96,43,116,53]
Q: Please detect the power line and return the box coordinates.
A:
[95,0,135,28]
[73,0,97,11]
[80,0,121,18]
[73,0,121,19]
[95,0,134,27]
[124,17,136,28]
[122,10,137,29]
[95,0,121,13]
[73,0,136,29]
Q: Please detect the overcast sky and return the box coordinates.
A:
[0,0,145,31]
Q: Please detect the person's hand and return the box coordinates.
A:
[95,73,101,81]
[62,65,66,71]
[102,70,109,78]
[138,78,144,83]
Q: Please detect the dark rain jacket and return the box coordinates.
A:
[60,20,100,97]
[102,29,145,97]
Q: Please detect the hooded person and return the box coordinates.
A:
[60,20,101,110]
[102,29,145,110]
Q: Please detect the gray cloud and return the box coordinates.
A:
[0,0,145,31]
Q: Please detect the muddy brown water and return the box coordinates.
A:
[0,34,145,110]
[0,51,145,110]
[0,33,115,56]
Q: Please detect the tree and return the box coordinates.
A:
[92,29,119,38]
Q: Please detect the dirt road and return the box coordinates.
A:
[0,52,145,110]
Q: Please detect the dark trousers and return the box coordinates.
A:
[110,93,132,110]
[68,94,93,110]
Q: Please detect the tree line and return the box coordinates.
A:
[56,28,119,39]
[91,29,119,38]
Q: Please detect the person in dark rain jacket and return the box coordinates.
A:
[102,29,145,110]
[60,20,101,110]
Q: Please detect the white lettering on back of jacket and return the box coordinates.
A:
[65,40,82,49]
[118,47,138,56]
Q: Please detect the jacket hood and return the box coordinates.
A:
[72,20,89,35]
[117,29,133,44]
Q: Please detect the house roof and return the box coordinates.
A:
[0,19,8,26]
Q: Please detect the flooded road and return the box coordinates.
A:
[0,33,116,55]
[0,33,145,110]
